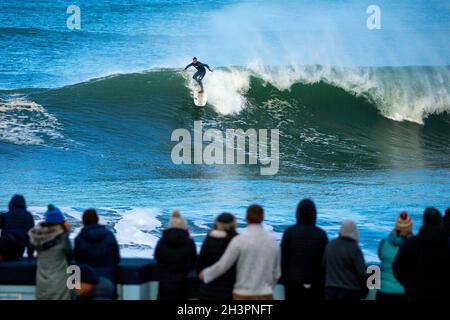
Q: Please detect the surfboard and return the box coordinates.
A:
[193,85,207,107]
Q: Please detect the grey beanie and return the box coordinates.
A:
[339,220,359,242]
[168,209,188,230]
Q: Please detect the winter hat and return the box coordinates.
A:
[214,213,236,232]
[395,211,413,235]
[45,204,65,224]
[79,264,99,285]
[168,209,188,230]
[339,220,359,242]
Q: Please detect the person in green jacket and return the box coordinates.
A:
[377,211,413,301]
[29,205,73,300]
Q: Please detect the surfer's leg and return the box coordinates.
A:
[193,70,203,91]
[197,70,206,93]
[193,70,201,82]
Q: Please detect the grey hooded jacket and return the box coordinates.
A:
[29,223,72,300]
[323,220,368,293]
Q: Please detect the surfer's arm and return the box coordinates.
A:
[204,64,213,72]
[183,63,193,70]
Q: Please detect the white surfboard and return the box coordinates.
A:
[193,85,207,107]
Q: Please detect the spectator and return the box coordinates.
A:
[281,199,328,300]
[74,209,120,285]
[29,205,72,300]
[323,220,368,300]
[393,208,450,300]
[0,195,35,261]
[377,211,413,301]
[154,210,197,300]
[75,264,115,300]
[197,212,238,300]
[200,204,281,300]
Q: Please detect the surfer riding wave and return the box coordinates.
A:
[184,57,213,93]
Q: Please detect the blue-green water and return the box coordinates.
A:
[1,1,449,260]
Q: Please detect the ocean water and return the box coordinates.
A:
[1,0,449,261]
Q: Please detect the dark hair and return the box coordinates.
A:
[214,212,237,232]
[193,57,197,60]
[83,209,99,225]
[246,204,264,224]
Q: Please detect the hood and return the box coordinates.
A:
[296,199,316,225]
[8,195,26,211]
[162,228,190,248]
[339,220,359,242]
[28,223,67,249]
[79,224,109,243]
[418,225,447,246]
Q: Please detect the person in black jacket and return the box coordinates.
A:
[197,213,238,300]
[0,195,35,261]
[280,199,328,300]
[154,210,197,300]
[74,209,120,285]
[443,208,450,240]
[323,220,368,300]
[393,207,450,300]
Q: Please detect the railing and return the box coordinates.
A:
[0,258,378,300]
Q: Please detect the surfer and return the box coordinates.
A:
[184,57,213,93]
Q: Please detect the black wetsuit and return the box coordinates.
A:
[184,61,211,92]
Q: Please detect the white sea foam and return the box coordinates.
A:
[183,68,251,115]
[0,96,63,145]
[114,208,162,248]
[28,206,163,254]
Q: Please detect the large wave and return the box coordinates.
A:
[181,64,450,124]
[1,65,449,172]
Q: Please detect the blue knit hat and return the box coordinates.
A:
[45,204,65,224]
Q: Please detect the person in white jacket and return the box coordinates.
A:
[199,204,281,300]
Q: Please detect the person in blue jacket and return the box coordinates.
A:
[0,195,35,261]
[377,211,413,300]
[74,209,120,287]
